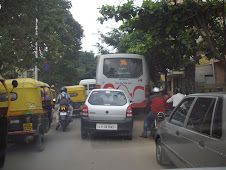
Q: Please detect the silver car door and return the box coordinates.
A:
[179,97,225,167]
[162,97,195,167]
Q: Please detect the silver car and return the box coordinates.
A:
[81,89,133,140]
[155,93,226,168]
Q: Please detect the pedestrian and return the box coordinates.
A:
[140,87,165,138]
[166,87,185,109]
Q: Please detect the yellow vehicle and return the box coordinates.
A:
[39,81,53,125]
[0,75,10,168]
[66,85,86,117]
[4,78,52,151]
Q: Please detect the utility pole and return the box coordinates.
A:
[35,18,38,80]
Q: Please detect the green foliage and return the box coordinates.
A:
[0,0,84,85]
[76,51,96,81]
[98,0,225,85]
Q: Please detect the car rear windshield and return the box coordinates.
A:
[88,91,127,106]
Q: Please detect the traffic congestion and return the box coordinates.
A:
[0,0,225,169]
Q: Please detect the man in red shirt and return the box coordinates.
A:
[140,87,165,138]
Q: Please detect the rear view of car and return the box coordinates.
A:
[81,89,133,140]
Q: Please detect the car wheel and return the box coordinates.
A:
[156,138,169,165]
[81,130,88,139]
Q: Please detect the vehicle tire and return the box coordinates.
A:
[156,138,169,165]
[36,133,45,152]
[81,130,88,139]
[61,121,66,132]
[0,143,6,168]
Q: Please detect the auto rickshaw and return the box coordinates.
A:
[39,81,53,126]
[5,78,52,151]
[0,75,10,168]
[66,85,86,117]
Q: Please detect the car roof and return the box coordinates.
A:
[90,89,125,93]
[187,92,226,98]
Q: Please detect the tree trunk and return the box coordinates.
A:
[184,63,196,94]
[164,69,168,91]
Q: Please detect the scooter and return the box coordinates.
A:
[56,105,71,131]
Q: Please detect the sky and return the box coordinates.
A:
[70,0,142,55]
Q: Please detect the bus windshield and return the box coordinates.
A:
[103,58,143,78]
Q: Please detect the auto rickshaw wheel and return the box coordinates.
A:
[36,133,45,152]
[0,144,6,168]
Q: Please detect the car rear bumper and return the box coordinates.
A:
[81,117,133,133]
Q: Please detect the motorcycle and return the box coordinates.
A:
[56,105,71,131]
[148,112,165,139]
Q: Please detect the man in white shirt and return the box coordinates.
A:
[167,87,185,108]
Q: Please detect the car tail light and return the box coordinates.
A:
[145,85,150,98]
[96,84,101,89]
[126,106,132,117]
[82,105,88,116]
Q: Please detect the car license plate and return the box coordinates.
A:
[23,123,32,131]
[60,112,67,116]
[96,124,117,130]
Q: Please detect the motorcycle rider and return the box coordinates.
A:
[166,87,185,109]
[140,87,165,138]
[56,87,73,130]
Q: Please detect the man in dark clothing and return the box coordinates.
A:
[140,87,165,138]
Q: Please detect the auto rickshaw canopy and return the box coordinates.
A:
[0,75,10,117]
[1,78,47,116]
[66,85,86,102]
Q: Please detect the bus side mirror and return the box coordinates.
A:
[12,80,18,88]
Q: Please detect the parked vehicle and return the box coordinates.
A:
[57,104,71,131]
[81,89,133,140]
[79,79,96,96]
[155,93,226,168]
[0,76,10,168]
[66,85,86,117]
[5,78,52,152]
[96,54,150,109]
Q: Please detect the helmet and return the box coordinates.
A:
[175,87,181,93]
[61,86,67,93]
[153,87,160,93]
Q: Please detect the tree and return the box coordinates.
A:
[76,51,96,81]
[98,0,225,91]
[0,0,83,84]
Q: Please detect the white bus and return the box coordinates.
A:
[79,79,96,96]
[96,54,150,109]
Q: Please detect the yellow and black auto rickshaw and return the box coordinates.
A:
[66,85,86,117]
[5,78,52,151]
[0,75,10,168]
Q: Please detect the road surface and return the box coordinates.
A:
[3,110,176,170]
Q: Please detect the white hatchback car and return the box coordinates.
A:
[81,89,133,140]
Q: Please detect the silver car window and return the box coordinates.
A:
[88,91,127,106]
[170,98,194,127]
[187,97,216,136]
[212,98,223,138]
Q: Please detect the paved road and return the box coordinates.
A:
[3,110,176,170]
